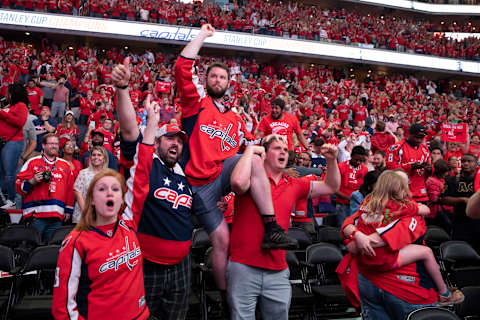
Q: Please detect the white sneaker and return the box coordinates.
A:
[0,200,16,210]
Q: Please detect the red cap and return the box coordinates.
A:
[156,124,188,142]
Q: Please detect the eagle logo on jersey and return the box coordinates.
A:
[199,123,237,151]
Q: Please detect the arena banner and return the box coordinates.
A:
[347,0,480,14]
[441,123,468,143]
[434,32,480,42]
[0,9,480,75]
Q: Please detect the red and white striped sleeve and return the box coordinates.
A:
[174,56,206,119]
[52,231,85,320]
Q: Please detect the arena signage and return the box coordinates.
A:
[347,0,480,14]
[1,9,480,75]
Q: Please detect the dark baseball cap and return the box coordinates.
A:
[91,130,104,138]
[409,123,427,136]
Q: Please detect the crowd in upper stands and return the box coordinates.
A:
[1,15,480,316]
[2,0,480,60]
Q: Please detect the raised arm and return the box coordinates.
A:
[142,96,160,145]
[180,24,215,59]
[111,57,139,141]
[310,144,340,198]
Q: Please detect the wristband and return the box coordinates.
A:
[116,84,128,90]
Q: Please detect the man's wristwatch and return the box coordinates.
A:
[116,84,128,90]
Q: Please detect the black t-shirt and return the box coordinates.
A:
[442,174,475,224]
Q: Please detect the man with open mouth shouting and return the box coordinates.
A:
[228,134,341,319]
[113,58,193,319]
[172,23,299,306]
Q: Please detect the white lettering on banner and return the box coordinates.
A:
[0,12,48,25]
[222,34,268,47]
[1,9,480,74]
[139,27,197,41]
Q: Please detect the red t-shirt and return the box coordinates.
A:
[337,161,369,205]
[371,132,396,154]
[230,175,311,270]
[27,86,43,115]
[257,112,302,150]
[99,128,115,153]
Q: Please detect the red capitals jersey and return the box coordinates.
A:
[16,155,74,219]
[353,105,367,122]
[52,219,149,320]
[27,86,43,114]
[257,112,302,150]
[337,104,349,121]
[174,56,257,186]
[56,124,79,148]
[355,199,420,271]
[79,96,96,116]
[337,161,368,205]
[386,141,430,202]
[341,205,437,305]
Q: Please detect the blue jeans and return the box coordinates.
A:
[227,261,291,320]
[358,273,437,320]
[0,140,24,201]
[31,218,62,243]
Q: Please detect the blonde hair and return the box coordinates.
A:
[88,146,109,170]
[61,113,76,129]
[362,170,412,224]
[75,169,125,231]
[261,134,288,151]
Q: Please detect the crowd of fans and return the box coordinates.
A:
[0,34,479,220]
[1,31,480,317]
[1,0,480,60]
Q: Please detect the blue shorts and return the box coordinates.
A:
[192,155,241,234]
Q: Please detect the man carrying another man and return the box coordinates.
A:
[228,134,340,319]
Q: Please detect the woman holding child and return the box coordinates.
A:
[339,169,463,320]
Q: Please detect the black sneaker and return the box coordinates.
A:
[261,223,299,250]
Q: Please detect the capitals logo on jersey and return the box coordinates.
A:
[153,176,193,209]
[199,121,238,151]
[99,236,141,273]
